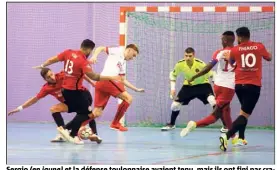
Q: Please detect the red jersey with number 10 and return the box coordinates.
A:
[57,49,92,90]
[230,41,270,86]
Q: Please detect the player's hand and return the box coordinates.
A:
[8,109,19,116]
[222,51,230,60]
[170,90,176,100]
[90,56,98,64]
[135,88,145,92]
[32,65,44,69]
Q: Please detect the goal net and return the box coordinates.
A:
[121,6,274,128]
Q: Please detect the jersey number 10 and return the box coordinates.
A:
[65,60,74,74]
[241,53,256,68]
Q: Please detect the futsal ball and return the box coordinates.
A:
[78,126,93,140]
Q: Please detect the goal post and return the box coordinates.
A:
[118,5,274,127]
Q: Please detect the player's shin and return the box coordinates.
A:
[170,101,181,125]
[70,114,90,137]
[112,100,130,125]
[52,112,65,127]
[89,119,98,135]
[226,115,247,140]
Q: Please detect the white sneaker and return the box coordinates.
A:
[50,134,66,142]
[220,127,228,133]
[161,124,176,131]
[180,121,196,137]
[71,136,84,145]
[57,127,83,144]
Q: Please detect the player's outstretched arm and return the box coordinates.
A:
[85,71,122,82]
[89,46,106,64]
[84,75,96,87]
[189,63,214,83]
[33,56,60,69]
[122,76,144,92]
[8,97,39,116]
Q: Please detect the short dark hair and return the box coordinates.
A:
[81,39,95,49]
[40,67,51,79]
[236,27,250,39]
[185,47,195,53]
[222,31,235,37]
[222,31,235,43]
[126,44,139,54]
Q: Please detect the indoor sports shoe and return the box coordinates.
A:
[219,134,228,152]
[161,124,176,131]
[233,138,248,146]
[88,134,102,144]
[220,127,228,133]
[110,123,128,132]
[50,134,66,142]
[57,127,84,144]
[180,121,196,137]
[57,127,71,142]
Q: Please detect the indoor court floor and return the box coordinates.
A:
[7,122,274,165]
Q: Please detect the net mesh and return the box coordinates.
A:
[125,11,275,127]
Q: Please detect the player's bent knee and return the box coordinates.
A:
[50,106,58,113]
[171,101,181,111]
[118,92,133,104]
[93,108,103,118]
[240,110,250,119]
[125,94,133,104]
[207,95,216,107]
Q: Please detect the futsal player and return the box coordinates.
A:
[161,47,226,131]
[33,39,120,144]
[87,44,144,131]
[219,27,272,151]
[8,68,102,143]
[180,31,237,140]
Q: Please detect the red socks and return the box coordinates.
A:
[196,114,217,127]
[112,101,130,125]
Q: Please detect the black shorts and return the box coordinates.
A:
[235,84,261,114]
[62,88,93,114]
[176,83,214,105]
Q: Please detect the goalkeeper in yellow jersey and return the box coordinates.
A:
[161,47,227,132]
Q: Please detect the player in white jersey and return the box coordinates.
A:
[180,31,240,141]
[88,44,145,131]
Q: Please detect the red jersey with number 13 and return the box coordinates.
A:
[57,49,92,90]
[230,41,270,86]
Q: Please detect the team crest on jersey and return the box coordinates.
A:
[72,53,77,59]
[195,68,200,72]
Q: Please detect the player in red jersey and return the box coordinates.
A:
[219,27,272,151]
[33,39,120,144]
[181,31,235,138]
[8,68,102,143]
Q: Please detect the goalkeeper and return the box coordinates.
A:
[161,47,227,131]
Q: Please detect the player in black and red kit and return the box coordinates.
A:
[8,68,101,143]
[219,27,272,151]
[33,39,120,144]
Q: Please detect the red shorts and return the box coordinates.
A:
[213,84,235,107]
[94,80,125,108]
